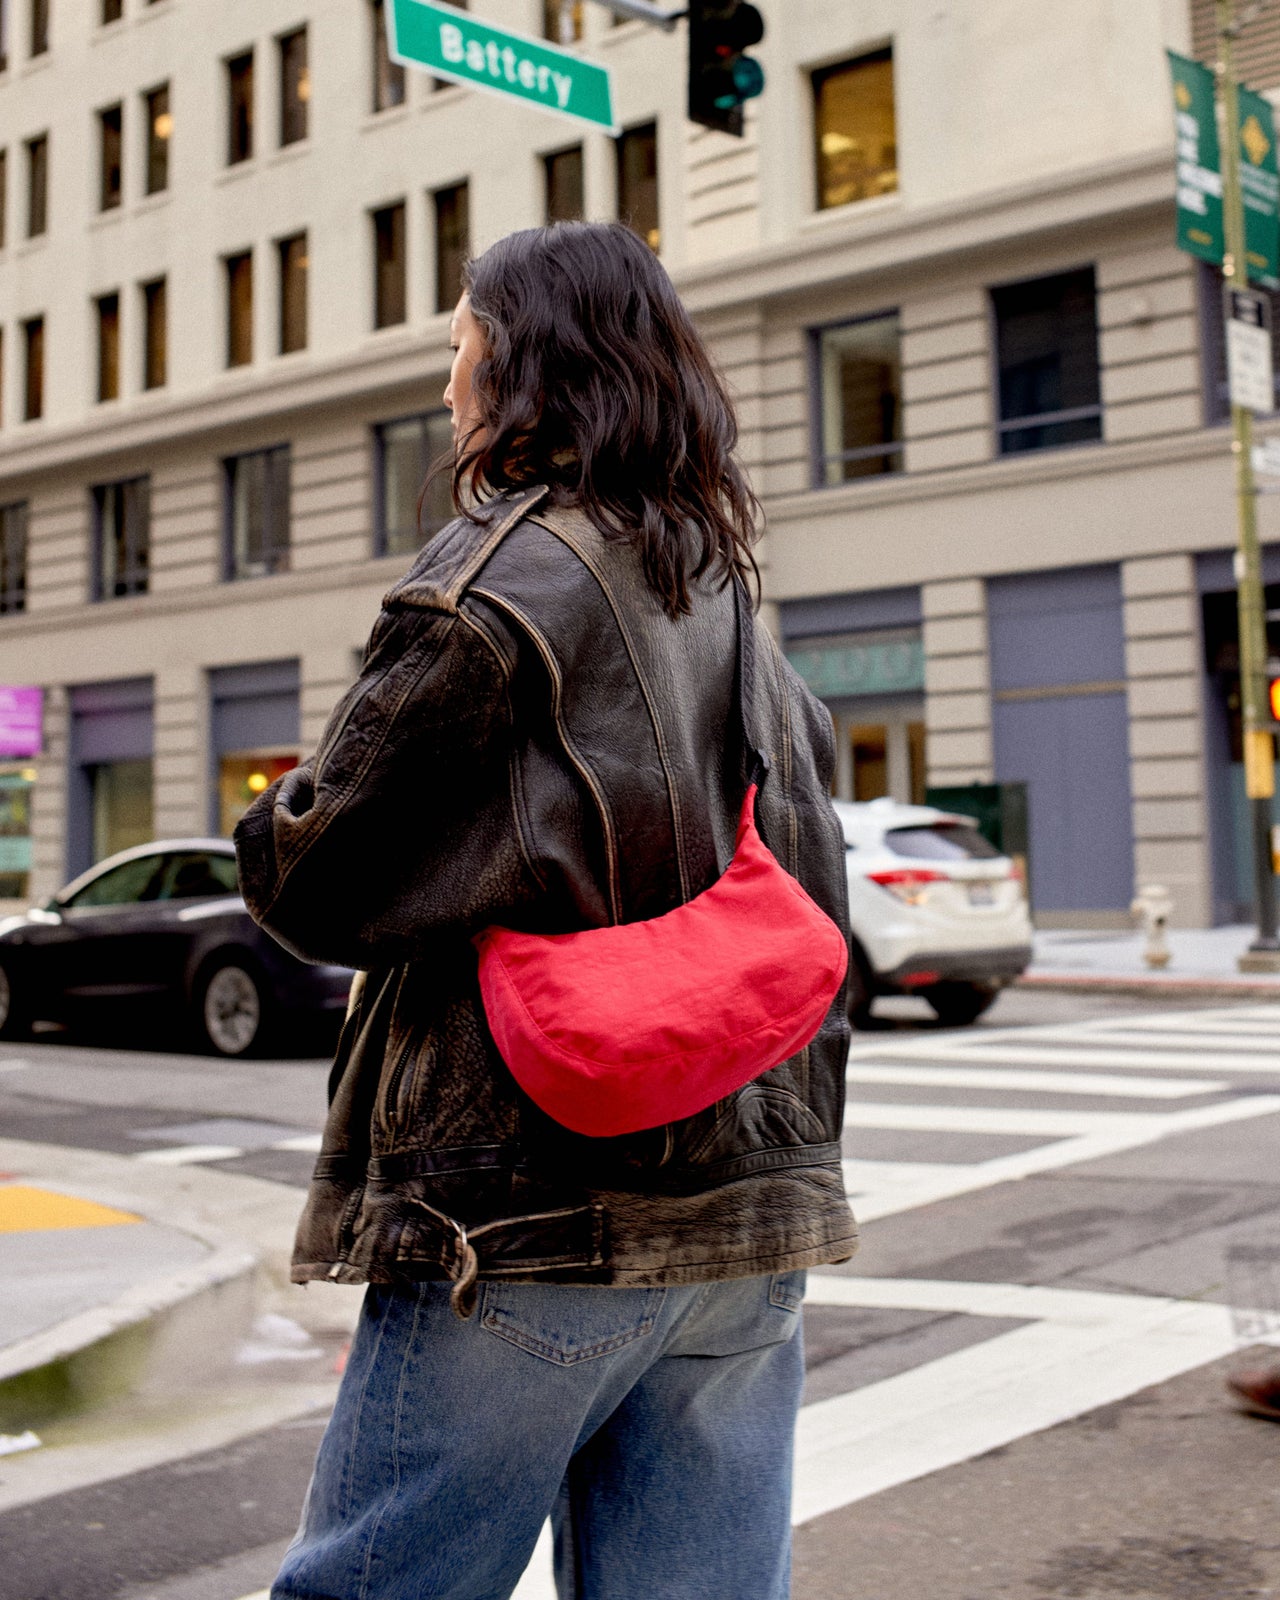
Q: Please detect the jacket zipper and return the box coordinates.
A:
[326,1184,366,1280]
[380,1039,414,1138]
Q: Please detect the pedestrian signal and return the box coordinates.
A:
[687,0,765,138]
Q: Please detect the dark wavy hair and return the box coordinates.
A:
[440,221,759,616]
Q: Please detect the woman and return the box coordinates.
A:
[236,221,856,1600]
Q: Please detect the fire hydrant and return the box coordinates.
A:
[1130,884,1173,969]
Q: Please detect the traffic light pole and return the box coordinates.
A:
[1218,0,1280,966]
[589,0,684,28]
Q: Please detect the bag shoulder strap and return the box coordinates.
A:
[733,574,771,792]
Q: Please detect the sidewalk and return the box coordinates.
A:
[0,1138,360,1445]
[1020,923,1280,998]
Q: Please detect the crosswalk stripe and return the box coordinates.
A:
[996,1024,1280,1055]
[271,1133,323,1153]
[855,1040,1280,1074]
[134,1144,245,1165]
[845,1100,1161,1136]
[845,1061,1224,1099]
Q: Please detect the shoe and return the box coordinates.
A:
[1227,1366,1280,1421]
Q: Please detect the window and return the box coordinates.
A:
[157,851,239,900]
[99,103,122,211]
[992,267,1102,455]
[225,250,253,367]
[374,411,454,557]
[227,50,254,165]
[102,0,121,23]
[278,233,307,354]
[30,0,47,56]
[813,50,898,211]
[544,0,583,43]
[0,151,7,249]
[224,445,290,579]
[813,314,903,485]
[0,503,27,614]
[145,84,170,195]
[96,290,119,401]
[544,145,584,224]
[371,0,405,111]
[433,181,469,313]
[0,0,8,70]
[22,316,42,419]
[141,276,166,389]
[279,27,309,147]
[372,201,406,328]
[92,476,150,599]
[616,123,658,251]
[26,133,47,237]
[65,848,164,909]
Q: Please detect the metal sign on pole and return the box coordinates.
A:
[1225,284,1275,413]
[388,0,618,131]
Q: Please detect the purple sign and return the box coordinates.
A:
[0,687,42,758]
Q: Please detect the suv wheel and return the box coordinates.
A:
[926,980,999,1028]
[197,960,267,1057]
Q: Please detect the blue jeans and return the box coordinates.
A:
[272,1272,806,1600]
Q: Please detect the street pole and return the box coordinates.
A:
[1217,0,1280,967]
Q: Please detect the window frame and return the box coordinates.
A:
[22,314,43,419]
[225,249,253,368]
[372,199,407,328]
[543,143,584,224]
[811,47,898,214]
[91,475,151,602]
[30,0,48,57]
[278,25,309,148]
[988,265,1104,458]
[277,231,307,355]
[98,102,123,212]
[144,83,170,196]
[0,501,28,616]
[223,444,292,581]
[615,121,659,252]
[226,49,254,166]
[372,409,454,558]
[370,0,407,112]
[141,275,166,389]
[808,310,905,489]
[26,131,47,238]
[432,180,469,315]
[95,289,120,402]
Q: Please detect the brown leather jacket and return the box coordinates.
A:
[235,488,857,1306]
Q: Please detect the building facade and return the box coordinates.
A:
[0,0,1273,928]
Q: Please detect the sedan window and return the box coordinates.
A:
[64,854,166,908]
[157,852,240,900]
[885,823,1001,862]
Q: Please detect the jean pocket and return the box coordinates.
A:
[478,1282,666,1366]
[768,1270,806,1313]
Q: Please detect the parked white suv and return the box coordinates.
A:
[835,798,1034,1027]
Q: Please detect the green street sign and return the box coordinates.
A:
[388,0,617,132]
[1168,51,1280,289]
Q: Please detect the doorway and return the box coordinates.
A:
[828,697,926,804]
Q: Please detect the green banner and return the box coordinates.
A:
[389,0,616,131]
[1240,84,1280,289]
[785,636,925,701]
[1170,52,1224,268]
[1168,51,1280,289]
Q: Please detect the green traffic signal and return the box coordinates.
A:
[688,1,766,138]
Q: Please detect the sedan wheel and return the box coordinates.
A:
[0,961,29,1040]
[199,962,266,1057]
[925,980,1000,1028]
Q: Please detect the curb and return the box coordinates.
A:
[0,1138,360,1430]
[1015,972,1280,1001]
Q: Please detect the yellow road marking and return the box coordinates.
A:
[0,1185,142,1233]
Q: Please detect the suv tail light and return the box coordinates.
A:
[867,868,946,906]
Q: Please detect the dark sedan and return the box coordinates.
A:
[0,839,352,1056]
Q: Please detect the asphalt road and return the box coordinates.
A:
[1,987,1279,1600]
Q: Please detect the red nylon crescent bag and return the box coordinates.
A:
[474,576,849,1139]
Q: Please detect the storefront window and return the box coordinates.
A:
[0,769,35,900]
[219,750,298,837]
[90,758,153,862]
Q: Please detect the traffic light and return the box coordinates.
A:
[1269,670,1280,725]
[687,1,765,138]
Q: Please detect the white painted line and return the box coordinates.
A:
[134,1145,245,1166]
[792,1277,1237,1524]
[845,1101,1156,1137]
[845,1093,1280,1222]
[1001,1024,1280,1056]
[0,1058,31,1074]
[845,1061,1224,1099]
[271,1133,323,1153]
[861,1041,1280,1075]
